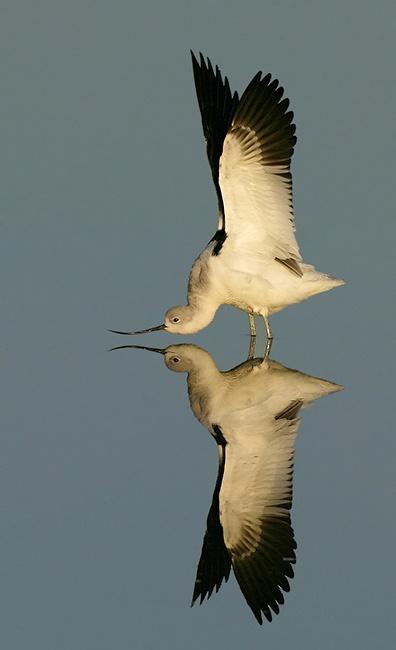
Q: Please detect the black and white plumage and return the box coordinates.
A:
[111,53,344,341]
[192,52,299,269]
[115,342,343,623]
[184,346,342,623]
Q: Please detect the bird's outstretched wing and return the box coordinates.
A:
[220,417,298,624]
[191,52,239,232]
[191,445,232,606]
[192,54,301,272]
[219,70,302,273]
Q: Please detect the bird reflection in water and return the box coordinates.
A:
[112,342,342,624]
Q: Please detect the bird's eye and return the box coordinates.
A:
[172,357,181,363]
[172,317,180,323]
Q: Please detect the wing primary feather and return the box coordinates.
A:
[191,444,231,607]
[218,64,302,264]
[191,51,239,232]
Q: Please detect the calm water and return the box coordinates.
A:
[1,2,395,648]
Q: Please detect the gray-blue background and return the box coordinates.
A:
[1,1,395,648]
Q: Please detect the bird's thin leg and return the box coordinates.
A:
[248,313,256,337]
[263,336,272,361]
[263,315,273,340]
[248,335,256,359]
[247,313,256,359]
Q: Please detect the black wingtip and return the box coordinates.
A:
[190,587,200,608]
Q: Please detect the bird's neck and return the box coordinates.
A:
[187,298,218,333]
[186,354,223,424]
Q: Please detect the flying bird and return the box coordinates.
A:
[113,342,343,623]
[111,52,344,340]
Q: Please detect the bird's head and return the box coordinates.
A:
[109,342,209,374]
[163,305,196,334]
[162,345,198,372]
[109,302,217,337]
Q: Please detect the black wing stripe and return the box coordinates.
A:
[228,69,300,272]
[226,437,297,624]
[191,51,239,230]
[191,445,231,606]
[231,72,297,172]
[231,514,296,624]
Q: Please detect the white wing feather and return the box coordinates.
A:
[219,74,302,268]
[220,132,300,259]
[219,415,297,557]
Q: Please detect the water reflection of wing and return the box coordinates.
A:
[192,404,299,623]
[124,343,342,623]
[191,446,231,605]
[223,408,300,624]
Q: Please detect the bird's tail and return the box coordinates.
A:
[300,264,345,297]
